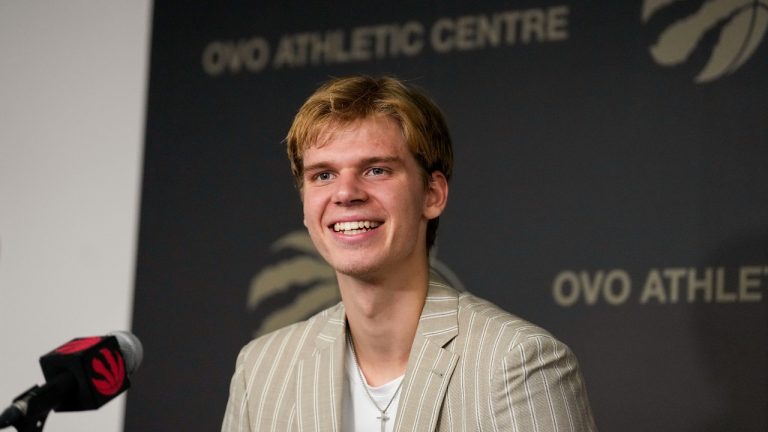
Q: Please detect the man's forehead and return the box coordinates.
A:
[309,115,405,150]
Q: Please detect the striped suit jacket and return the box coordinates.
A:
[222,280,597,431]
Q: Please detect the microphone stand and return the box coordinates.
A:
[0,374,75,432]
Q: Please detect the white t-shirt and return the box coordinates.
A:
[342,343,404,432]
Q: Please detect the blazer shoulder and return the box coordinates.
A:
[235,301,343,366]
[457,291,557,351]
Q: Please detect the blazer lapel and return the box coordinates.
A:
[394,280,460,431]
[295,306,346,432]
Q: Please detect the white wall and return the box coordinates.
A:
[0,1,151,431]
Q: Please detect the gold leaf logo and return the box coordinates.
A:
[248,230,464,337]
[644,0,768,83]
[248,230,339,337]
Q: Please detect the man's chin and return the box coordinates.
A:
[331,261,386,282]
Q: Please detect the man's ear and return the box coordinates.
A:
[423,171,448,220]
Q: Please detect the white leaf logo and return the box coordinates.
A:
[644,0,768,82]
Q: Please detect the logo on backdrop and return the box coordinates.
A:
[248,230,463,337]
[643,0,768,83]
[247,230,337,337]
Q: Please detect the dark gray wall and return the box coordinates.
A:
[127,1,768,430]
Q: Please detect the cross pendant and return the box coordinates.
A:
[377,412,389,432]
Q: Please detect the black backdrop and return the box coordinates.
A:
[127,1,768,430]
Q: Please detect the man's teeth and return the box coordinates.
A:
[333,221,380,234]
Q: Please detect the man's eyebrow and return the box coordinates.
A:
[303,156,404,174]
[361,156,404,166]
[303,162,333,174]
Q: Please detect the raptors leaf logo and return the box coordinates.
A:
[644,0,768,82]
[248,230,339,337]
[91,348,126,396]
[248,230,464,337]
[55,337,102,354]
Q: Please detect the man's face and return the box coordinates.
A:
[300,115,447,280]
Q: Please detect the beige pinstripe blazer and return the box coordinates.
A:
[222,280,597,431]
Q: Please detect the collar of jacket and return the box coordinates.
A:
[295,278,461,431]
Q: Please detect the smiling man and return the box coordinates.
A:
[222,76,597,432]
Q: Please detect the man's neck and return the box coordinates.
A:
[338,265,429,387]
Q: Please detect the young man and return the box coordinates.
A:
[222,76,596,431]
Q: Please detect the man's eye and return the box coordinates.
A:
[315,172,333,181]
[367,167,387,176]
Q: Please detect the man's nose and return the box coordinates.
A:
[332,173,367,205]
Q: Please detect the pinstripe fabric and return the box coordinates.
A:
[222,280,596,431]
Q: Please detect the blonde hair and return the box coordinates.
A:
[285,75,453,250]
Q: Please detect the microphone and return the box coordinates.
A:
[0,331,143,432]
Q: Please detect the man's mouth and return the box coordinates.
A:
[332,220,381,235]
